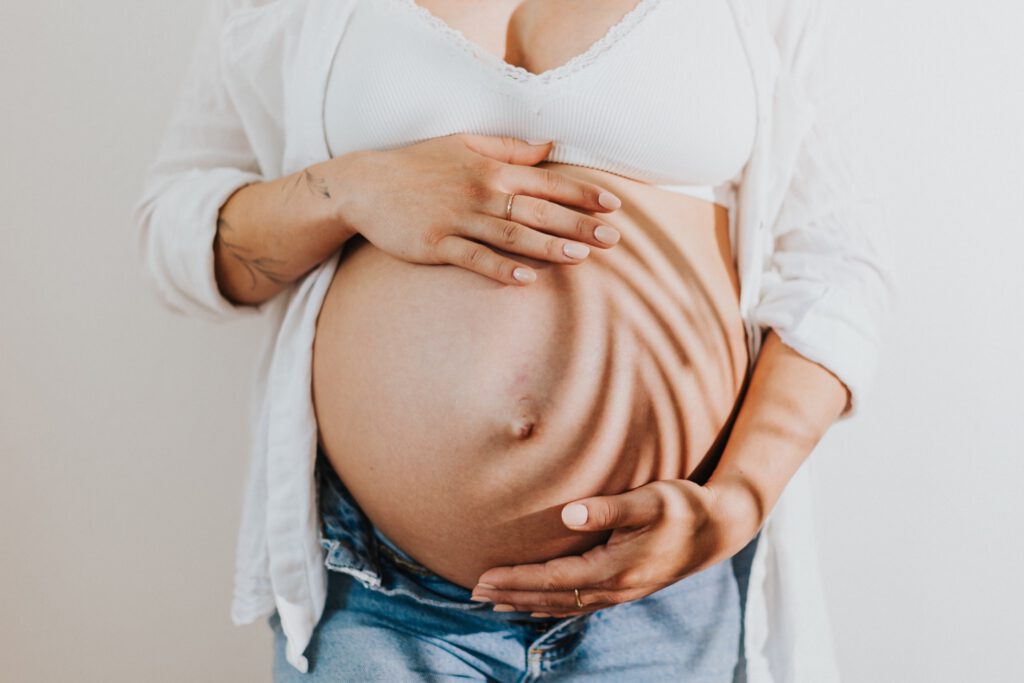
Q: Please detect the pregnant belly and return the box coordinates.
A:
[311,163,750,589]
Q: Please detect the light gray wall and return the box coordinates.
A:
[1,1,1021,681]
[811,2,1024,680]
[1,1,273,681]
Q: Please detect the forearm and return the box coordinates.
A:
[704,328,850,547]
[213,154,364,306]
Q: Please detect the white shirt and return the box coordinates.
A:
[132,1,895,680]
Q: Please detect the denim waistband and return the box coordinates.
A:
[371,524,432,576]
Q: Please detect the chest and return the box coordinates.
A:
[323,0,757,187]
[407,0,651,78]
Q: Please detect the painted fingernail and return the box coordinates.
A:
[593,225,620,245]
[512,267,536,283]
[562,503,589,526]
[470,594,492,603]
[530,612,552,618]
[598,191,621,210]
[563,242,590,259]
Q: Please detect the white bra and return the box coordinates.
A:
[324,0,757,205]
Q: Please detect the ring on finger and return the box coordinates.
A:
[505,192,517,221]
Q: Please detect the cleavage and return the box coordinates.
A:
[410,0,646,78]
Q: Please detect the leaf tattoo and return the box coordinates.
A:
[216,217,292,290]
[283,168,331,201]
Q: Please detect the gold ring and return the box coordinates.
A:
[505,192,516,221]
[573,587,583,609]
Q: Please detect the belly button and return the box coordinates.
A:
[510,416,537,440]
[508,393,539,440]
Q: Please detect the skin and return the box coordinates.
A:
[312,163,749,590]
[214,136,621,302]
[470,329,849,617]
[214,0,853,621]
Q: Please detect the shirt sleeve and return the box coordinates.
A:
[751,0,897,419]
[131,0,269,321]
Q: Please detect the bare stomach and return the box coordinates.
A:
[311,162,750,590]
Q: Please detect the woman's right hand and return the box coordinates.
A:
[314,133,624,285]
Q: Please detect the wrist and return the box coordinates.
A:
[703,473,767,554]
[308,151,376,243]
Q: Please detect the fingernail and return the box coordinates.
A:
[531,612,552,618]
[513,267,536,283]
[470,594,492,603]
[493,604,516,612]
[475,583,497,589]
[562,503,589,526]
[593,225,620,245]
[563,242,590,260]
[526,138,553,145]
[598,191,621,210]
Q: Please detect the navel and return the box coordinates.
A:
[510,416,537,440]
[509,396,540,440]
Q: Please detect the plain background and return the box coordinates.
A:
[2,1,1022,681]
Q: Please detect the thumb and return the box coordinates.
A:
[561,486,658,532]
[459,133,553,165]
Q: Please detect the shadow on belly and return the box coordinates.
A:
[310,163,750,587]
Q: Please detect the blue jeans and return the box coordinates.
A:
[269,446,759,681]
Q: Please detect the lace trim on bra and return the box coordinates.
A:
[386,0,663,84]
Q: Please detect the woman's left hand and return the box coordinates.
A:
[469,477,760,618]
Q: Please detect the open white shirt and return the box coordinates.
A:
[133,0,895,679]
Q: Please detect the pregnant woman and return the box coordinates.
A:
[134,0,893,681]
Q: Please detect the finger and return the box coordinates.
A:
[456,214,595,265]
[435,235,536,286]
[529,611,594,618]
[501,193,621,248]
[456,133,554,166]
[560,484,663,533]
[496,603,599,619]
[500,602,605,618]
[474,586,626,613]
[505,164,622,215]
[476,544,618,591]
[491,584,656,617]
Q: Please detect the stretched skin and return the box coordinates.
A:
[312,162,749,589]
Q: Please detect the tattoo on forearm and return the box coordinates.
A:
[216,217,293,290]
[283,168,331,201]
